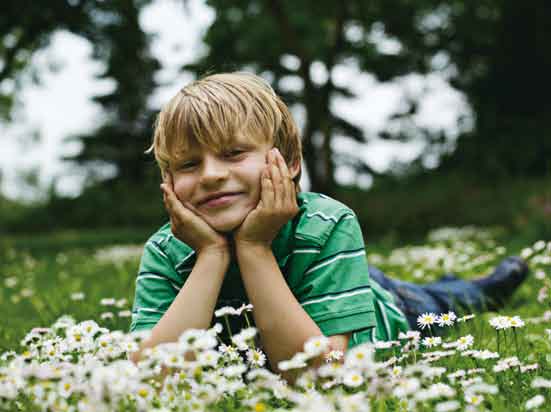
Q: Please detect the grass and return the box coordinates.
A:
[1,226,550,411]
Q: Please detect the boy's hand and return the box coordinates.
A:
[234,148,299,249]
[161,173,230,258]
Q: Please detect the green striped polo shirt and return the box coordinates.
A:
[130,192,409,347]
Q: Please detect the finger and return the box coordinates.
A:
[161,182,186,219]
[166,171,175,190]
[269,149,285,209]
[261,166,275,209]
[274,149,293,206]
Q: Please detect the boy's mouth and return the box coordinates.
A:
[198,192,243,207]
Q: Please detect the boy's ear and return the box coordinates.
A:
[288,159,300,180]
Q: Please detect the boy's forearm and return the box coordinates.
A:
[131,249,229,363]
[235,242,322,374]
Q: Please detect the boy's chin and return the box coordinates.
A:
[209,215,247,234]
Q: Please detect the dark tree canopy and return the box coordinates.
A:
[187,0,551,194]
[2,0,549,202]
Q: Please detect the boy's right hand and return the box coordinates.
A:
[161,173,230,258]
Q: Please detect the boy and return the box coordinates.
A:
[130,72,528,374]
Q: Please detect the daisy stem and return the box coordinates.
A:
[243,311,252,328]
[512,329,520,359]
[242,312,256,349]
[496,330,500,354]
[223,315,233,339]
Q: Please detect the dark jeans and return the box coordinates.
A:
[368,265,488,330]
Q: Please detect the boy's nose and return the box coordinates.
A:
[200,155,229,183]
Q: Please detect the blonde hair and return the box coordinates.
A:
[148,72,302,190]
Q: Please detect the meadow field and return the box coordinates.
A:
[1,226,550,412]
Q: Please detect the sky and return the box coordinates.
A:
[0,0,470,202]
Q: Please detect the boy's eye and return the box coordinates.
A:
[223,149,245,157]
[178,160,198,170]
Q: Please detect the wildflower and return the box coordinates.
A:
[115,298,128,308]
[246,349,267,367]
[493,356,520,372]
[278,352,308,371]
[436,312,456,327]
[535,269,546,280]
[219,344,240,361]
[4,277,17,288]
[509,315,525,328]
[214,306,238,317]
[223,364,247,378]
[70,292,85,301]
[468,383,498,394]
[417,312,437,329]
[521,363,539,373]
[532,377,551,389]
[58,380,75,398]
[456,335,474,350]
[526,395,545,410]
[236,303,253,315]
[489,315,511,330]
[391,366,402,378]
[470,350,499,360]
[337,393,370,412]
[393,377,421,398]
[521,247,533,259]
[375,340,400,349]
[118,310,132,318]
[344,344,374,369]
[415,383,455,401]
[324,350,344,362]
[435,400,460,412]
[100,312,114,320]
[18,288,32,298]
[198,350,221,367]
[534,240,547,251]
[303,335,330,357]
[422,336,442,348]
[100,298,116,306]
[538,287,548,303]
[343,370,364,388]
[399,330,421,341]
[465,393,483,405]
[457,314,475,323]
[231,327,257,350]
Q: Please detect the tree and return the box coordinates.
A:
[186,0,551,196]
[1,0,159,189]
[63,0,161,186]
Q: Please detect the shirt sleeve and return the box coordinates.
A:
[130,237,182,332]
[291,214,376,337]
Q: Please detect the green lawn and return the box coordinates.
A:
[1,226,550,411]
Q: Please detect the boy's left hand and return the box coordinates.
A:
[234,148,299,249]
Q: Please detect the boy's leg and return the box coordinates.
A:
[369,256,528,330]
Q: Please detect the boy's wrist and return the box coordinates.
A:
[196,245,231,266]
[234,240,273,259]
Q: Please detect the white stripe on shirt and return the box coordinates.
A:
[136,274,181,291]
[304,250,366,276]
[147,241,168,259]
[301,287,372,307]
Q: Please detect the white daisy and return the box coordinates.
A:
[526,395,545,410]
[422,336,442,348]
[343,370,364,388]
[303,335,330,357]
[456,335,474,350]
[417,312,437,329]
[436,312,456,327]
[246,348,267,367]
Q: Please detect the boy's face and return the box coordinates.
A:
[169,136,293,233]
